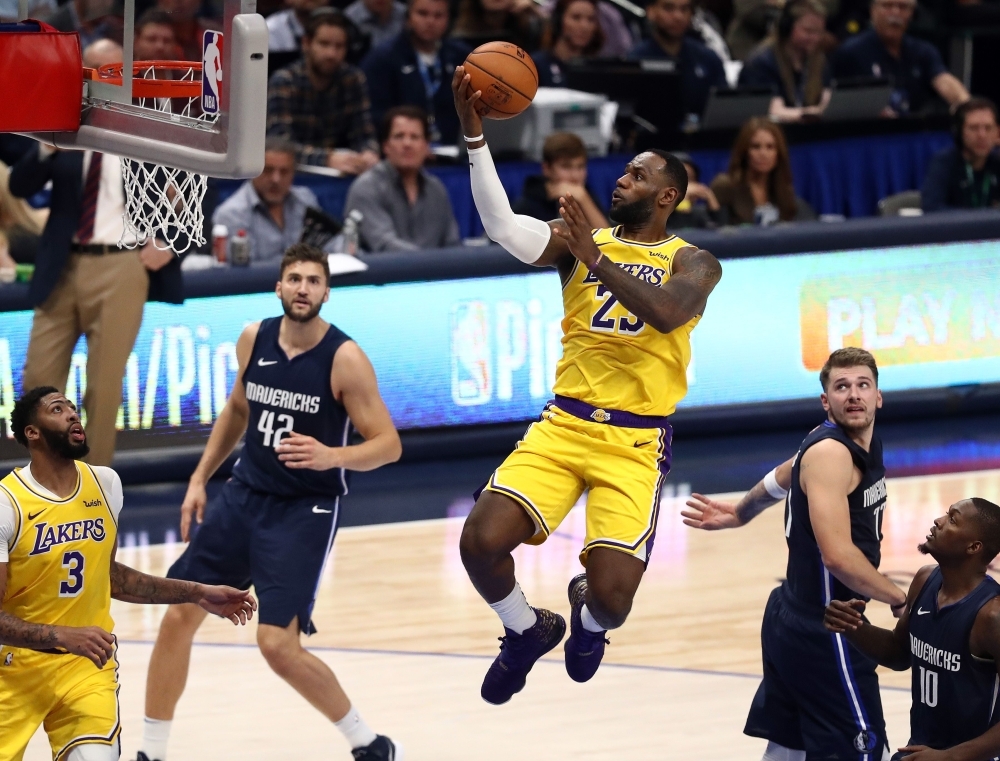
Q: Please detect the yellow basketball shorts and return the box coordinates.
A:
[483,396,673,565]
[0,644,121,761]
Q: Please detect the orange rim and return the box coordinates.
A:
[91,61,203,99]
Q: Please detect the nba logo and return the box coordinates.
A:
[202,31,224,115]
[450,301,492,406]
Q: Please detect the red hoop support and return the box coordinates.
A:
[90,61,203,99]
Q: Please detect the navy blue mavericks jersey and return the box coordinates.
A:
[232,317,353,498]
[783,421,887,615]
[908,567,1000,751]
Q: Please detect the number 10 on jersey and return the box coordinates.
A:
[258,411,293,448]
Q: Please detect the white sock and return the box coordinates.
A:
[761,741,806,761]
[488,582,537,634]
[140,717,172,761]
[334,706,377,750]
[580,604,606,633]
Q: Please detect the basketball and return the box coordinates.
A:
[463,42,538,120]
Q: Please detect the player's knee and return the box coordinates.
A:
[257,624,298,675]
[459,514,501,567]
[160,602,206,635]
[587,580,635,629]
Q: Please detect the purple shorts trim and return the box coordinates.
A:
[552,395,672,430]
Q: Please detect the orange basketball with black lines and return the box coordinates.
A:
[463,42,539,120]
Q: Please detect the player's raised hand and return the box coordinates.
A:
[55,625,116,668]
[553,194,601,269]
[196,585,257,625]
[276,432,339,470]
[179,479,208,543]
[681,493,742,530]
[823,599,866,633]
[452,66,484,138]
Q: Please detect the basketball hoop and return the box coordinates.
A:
[94,61,218,254]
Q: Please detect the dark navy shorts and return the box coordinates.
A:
[167,478,340,634]
[745,586,889,761]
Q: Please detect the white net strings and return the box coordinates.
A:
[118,65,217,254]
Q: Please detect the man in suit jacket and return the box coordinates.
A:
[8,39,182,466]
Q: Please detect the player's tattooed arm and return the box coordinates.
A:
[823,566,932,671]
[553,195,722,333]
[109,545,257,623]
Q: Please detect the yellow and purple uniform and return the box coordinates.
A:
[0,462,120,761]
[484,226,699,563]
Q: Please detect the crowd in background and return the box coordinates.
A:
[1,0,999,270]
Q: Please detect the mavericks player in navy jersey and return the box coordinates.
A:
[683,347,907,761]
[135,245,403,761]
[826,498,1000,761]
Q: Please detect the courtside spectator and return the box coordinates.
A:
[710,117,816,224]
[831,0,968,115]
[667,152,723,229]
[512,132,607,227]
[451,0,544,52]
[343,106,461,251]
[134,9,182,60]
[155,0,220,61]
[532,0,604,87]
[629,0,727,126]
[267,9,380,174]
[266,0,331,54]
[345,0,407,50]
[213,138,339,263]
[738,0,831,122]
[362,0,469,145]
[922,97,1000,212]
[0,160,47,273]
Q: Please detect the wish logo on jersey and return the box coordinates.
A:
[29,518,106,556]
[582,263,666,286]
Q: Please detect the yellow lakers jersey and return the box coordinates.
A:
[0,462,116,633]
[552,226,700,417]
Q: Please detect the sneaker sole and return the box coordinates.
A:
[481,614,567,706]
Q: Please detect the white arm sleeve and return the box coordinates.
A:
[91,467,124,525]
[0,493,13,563]
[468,143,552,264]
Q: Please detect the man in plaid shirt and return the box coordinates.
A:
[266,9,380,175]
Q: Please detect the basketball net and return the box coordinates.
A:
[98,62,218,255]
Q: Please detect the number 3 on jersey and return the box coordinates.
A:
[258,410,294,447]
[590,285,644,335]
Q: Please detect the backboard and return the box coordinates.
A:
[14,0,268,179]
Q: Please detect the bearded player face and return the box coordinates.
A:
[608,153,680,226]
[277,261,329,323]
[32,393,90,460]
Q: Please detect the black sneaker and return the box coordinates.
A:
[351,735,401,761]
[481,607,566,705]
[564,573,609,683]
[134,753,160,761]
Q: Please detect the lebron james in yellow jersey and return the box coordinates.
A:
[0,388,256,761]
[452,68,723,704]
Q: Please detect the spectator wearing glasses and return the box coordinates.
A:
[710,117,816,224]
[343,106,461,251]
[922,97,1000,212]
[361,0,470,145]
[267,9,380,174]
[450,0,545,53]
[831,0,968,115]
[628,0,728,126]
[532,0,604,87]
[738,0,832,122]
[345,0,408,50]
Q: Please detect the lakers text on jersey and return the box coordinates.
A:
[0,462,120,761]
[484,228,694,565]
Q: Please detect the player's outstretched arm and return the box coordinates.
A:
[554,196,722,334]
[109,545,256,624]
[682,457,794,530]
[824,566,933,671]
[804,440,907,612]
[910,600,1000,761]
[452,67,570,268]
[0,562,115,667]
[180,323,258,541]
[276,341,402,472]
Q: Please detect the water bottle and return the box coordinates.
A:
[211,224,228,263]
[342,210,363,256]
[229,228,250,266]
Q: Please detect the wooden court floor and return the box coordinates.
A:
[23,468,1000,760]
